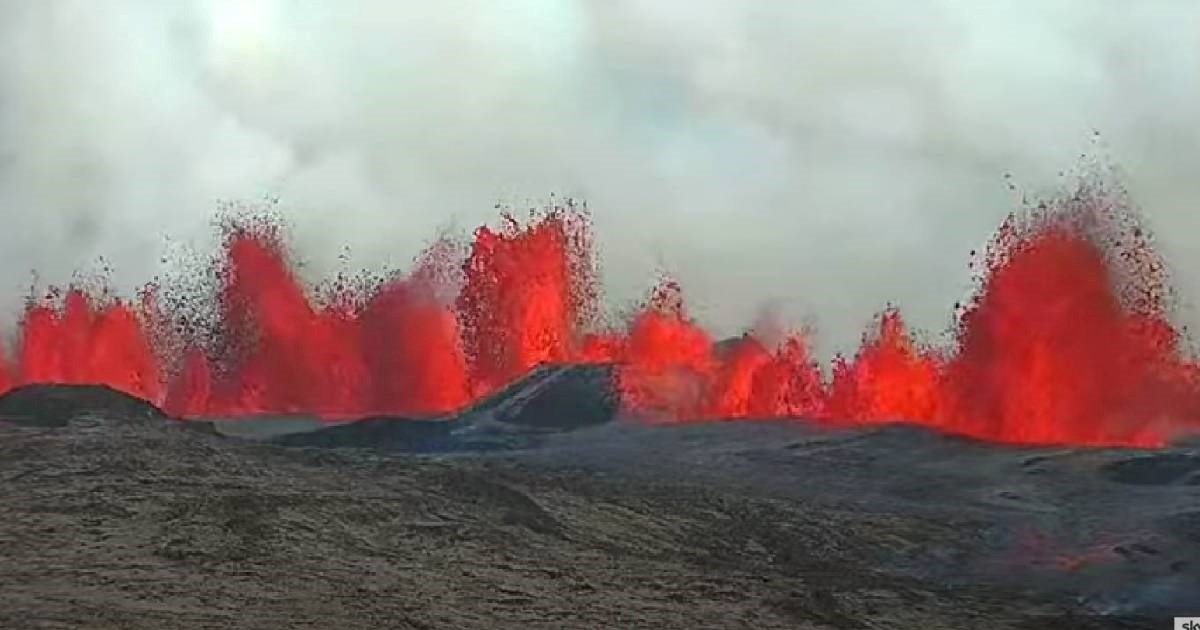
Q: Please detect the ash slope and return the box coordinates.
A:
[0,385,1197,628]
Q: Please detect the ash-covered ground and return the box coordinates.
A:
[0,368,1197,629]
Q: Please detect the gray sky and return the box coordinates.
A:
[1,0,1198,355]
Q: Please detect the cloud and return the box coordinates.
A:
[1,0,1197,352]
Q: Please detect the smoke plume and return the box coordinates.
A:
[1,0,1198,352]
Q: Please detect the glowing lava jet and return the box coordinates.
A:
[1,187,1197,447]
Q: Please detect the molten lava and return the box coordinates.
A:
[1,187,1197,447]
[457,208,599,396]
[19,291,162,403]
[826,308,943,426]
[937,214,1198,446]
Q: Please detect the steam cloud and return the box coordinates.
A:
[1,0,1198,352]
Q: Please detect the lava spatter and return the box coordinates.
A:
[18,290,162,403]
[6,184,1200,446]
[457,205,600,396]
[826,308,942,426]
[939,198,1197,447]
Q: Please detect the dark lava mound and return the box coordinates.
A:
[461,363,618,429]
[0,384,168,428]
[275,364,618,451]
[272,416,455,450]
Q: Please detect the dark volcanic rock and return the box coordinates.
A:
[464,363,618,429]
[0,384,167,428]
[272,416,458,450]
[1,403,1187,628]
[1101,453,1200,486]
[274,364,619,452]
[713,335,749,360]
[1165,510,1200,544]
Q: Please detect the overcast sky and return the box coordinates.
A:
[1,0,1198,354]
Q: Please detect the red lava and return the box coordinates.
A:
[5,188,1200,447]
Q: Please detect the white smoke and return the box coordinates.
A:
[1,0,1198,354]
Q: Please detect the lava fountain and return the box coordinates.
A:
[0,185,1196,447]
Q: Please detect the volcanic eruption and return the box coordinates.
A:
[2,183,1199,447]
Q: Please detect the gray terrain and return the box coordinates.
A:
[0,368,1197,628]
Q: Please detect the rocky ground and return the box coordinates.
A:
[0,384,1196,628]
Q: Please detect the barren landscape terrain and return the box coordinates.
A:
[0,380,1196,629]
